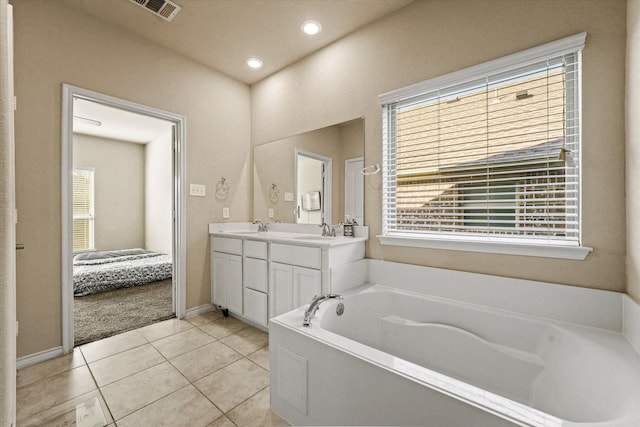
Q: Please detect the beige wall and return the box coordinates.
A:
[252,0,628,292]
[12,0,251,357]
[145,131,173,257]
[73,134,145,251]
[627,0,640,301]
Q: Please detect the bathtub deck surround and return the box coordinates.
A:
[270,260,640,427]
[623,294,640,354]
[209,222,367,329]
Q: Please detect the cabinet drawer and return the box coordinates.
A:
[271,243,321,269]
[244,257,268,292]
[244,240,267,259]
[244,288,267,326]
[212,237,242,255]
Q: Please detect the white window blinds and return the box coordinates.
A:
[381,33,585,247]
[72,167,95,252]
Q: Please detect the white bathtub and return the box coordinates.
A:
[270,263,640,426]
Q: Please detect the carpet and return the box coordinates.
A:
[74,279,174,346]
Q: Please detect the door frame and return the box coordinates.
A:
[61,84,187,353]
[344,156,364,225]
[294,148,332,225]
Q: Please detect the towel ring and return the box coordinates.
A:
[360,164,380,175]
[270,183,280,202]
[216,178,230,197]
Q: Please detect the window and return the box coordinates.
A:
[72,167,95,252]
[380,33,591,259]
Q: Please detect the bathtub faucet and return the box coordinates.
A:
[303,294,343,327]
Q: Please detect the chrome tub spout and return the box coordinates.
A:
[303,294,343,327]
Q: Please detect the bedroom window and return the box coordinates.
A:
[73,167,95,252]
[379,33,591,259]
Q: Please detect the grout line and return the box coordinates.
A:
[79,329,150,364]
[81,349,117,426]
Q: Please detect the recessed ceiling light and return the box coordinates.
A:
[302,20,322,35]
[246,58,263,69]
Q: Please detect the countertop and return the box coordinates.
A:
[208,223,368,248]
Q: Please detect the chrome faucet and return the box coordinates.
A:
[303,294,343,327]
[253,220,269,232]
[319,222,336,237]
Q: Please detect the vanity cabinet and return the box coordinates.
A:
[210,225,366,330]
[211,237,243,314]
[269,243,322,319]
[243,240,268,326]
[270,262,321,319]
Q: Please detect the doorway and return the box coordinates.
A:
[61,85,186,352]
[344,157,364,225]
[295,149,332,225]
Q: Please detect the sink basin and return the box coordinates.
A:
[226,230,259,234]
[294,235,337,240]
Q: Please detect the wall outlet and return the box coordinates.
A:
[268,208,274,218]
[189,183,206,197]
[222,207,230,219]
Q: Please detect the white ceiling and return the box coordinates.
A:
[63,0,413,85]
[73,98,173,143]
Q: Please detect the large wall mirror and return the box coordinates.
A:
[253,118,364,225]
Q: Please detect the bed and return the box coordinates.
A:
[73,248,172,296]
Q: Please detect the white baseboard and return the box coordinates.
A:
[16,346,64,370]
[185,303,216,318]
[623,294,640,355]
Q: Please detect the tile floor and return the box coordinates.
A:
[16,311,289,427]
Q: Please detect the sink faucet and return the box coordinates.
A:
[319,222,329,236]
[319,222,334,236]
[253,220,268,232]
[303,294,343,327]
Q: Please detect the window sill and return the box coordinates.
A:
[376,235,592,260]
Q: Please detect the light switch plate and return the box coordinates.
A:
[189,183,206,197]
[222,207,230,218]
[284,192,294,202]
[268,208,274,218]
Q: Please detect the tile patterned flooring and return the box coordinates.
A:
[16,311,289,427]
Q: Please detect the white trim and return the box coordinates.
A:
[16,346,64,370]
[61,86,74,353]
[295,148,333,225]
[61,84,187,354]
[377,235,592,260]
[379,32,586,105]
[185,303,216,318]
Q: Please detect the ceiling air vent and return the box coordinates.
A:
[129,0,182,22]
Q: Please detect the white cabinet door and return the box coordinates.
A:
[244,288,267,325]
[212,251,242,314]
[227,254,243,313]
[270,262,294,319]
[293,266,321,308]
[270,262,321,319]
[212,252,227,307]
[244,257,268,292]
